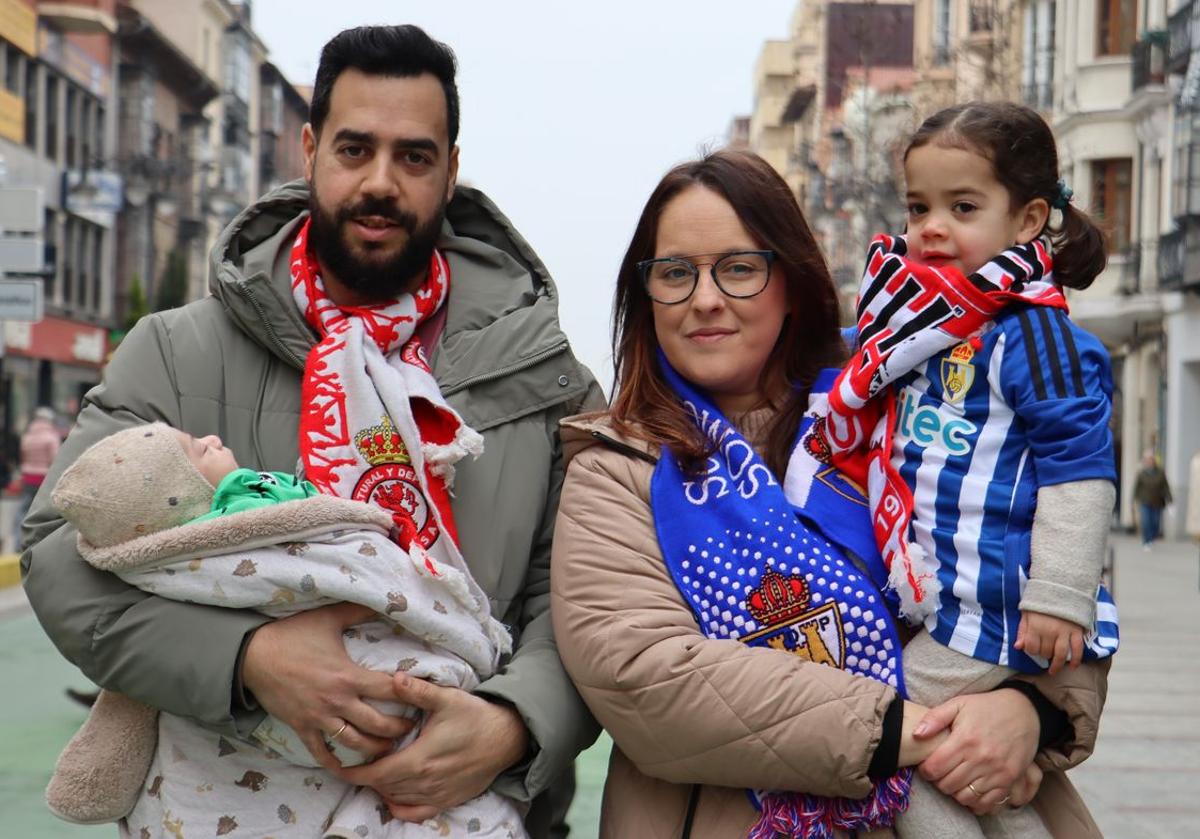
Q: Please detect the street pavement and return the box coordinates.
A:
[0,533,1195,838]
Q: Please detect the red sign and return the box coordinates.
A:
[3,315,108,368]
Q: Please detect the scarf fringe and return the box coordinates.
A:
[749,768,912,839]
[422,426,485,490]
[888,541,941,624]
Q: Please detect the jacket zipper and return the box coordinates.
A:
[233,282,307,369]
[589,430,659,464]
[440,340,570,396]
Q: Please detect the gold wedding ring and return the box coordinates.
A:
[326,720,349,742]
[967,781,983,796]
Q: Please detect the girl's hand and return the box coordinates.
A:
[1015,611,1085,675]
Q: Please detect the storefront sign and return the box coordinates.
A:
[3,314,108,368]
[0,87,24,144]
[0,278,42,321]
[64,169,123,228]
[0,0,36,57]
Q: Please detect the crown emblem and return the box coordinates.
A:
[354,416,410,466]
[804,418,833,465]
[746,570,811,625]
[949,341,975,364]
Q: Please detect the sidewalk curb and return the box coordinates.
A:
[0,553,21,589]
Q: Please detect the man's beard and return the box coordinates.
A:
[308,188,445,302]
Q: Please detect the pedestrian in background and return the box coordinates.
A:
[12,407,59,551]
[1133,449,1172,550]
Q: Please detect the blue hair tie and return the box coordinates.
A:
[1052,179,1073,210]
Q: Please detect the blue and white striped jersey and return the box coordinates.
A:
[891,306,1119,672]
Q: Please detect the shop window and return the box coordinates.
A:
[1097,0,1137,56]
[1091,158,1133,251]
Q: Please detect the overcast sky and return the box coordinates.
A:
[253,0,795,391]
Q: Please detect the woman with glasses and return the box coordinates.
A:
[549,150,1107,838]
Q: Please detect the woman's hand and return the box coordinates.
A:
[241,603,415,770]
[911,688,1039,815]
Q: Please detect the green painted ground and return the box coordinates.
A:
[0,611,611,837]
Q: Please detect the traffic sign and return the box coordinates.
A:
[0,187,43,232]
[0,278,43,321]
[0,236,43,272]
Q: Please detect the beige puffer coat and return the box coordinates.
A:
[550,413,1107,839]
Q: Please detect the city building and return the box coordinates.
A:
[258,60,307,192]
[113,2,218,327]
[1,0,307,470]
[741,0,1200,532]
[742,0,915,307]
[1,0,119,456]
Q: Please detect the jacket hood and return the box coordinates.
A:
[208,179,574,386]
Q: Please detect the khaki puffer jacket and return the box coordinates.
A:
[551,413,1108,839]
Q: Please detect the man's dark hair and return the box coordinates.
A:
[309,25,460,145]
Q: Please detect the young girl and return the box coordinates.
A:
[797,102,1119,838]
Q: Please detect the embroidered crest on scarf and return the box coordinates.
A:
[789,235,1067,623]
[650,355,910,839]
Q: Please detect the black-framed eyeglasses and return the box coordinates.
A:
[636,250,776,305]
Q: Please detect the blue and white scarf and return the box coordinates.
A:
[650,358,910,839]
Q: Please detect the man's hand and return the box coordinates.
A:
[1015,610,1085,675]
[336,672,530,823]
[241,603,414,770]
[912,689,1039,815]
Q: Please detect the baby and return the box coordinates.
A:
[47,422,524,839]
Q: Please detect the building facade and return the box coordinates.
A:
[1,0,118,459]
[1,0,307,469]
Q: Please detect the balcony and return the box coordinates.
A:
[1169,0,1193,75]
[1157,216,1200,291]
[37,0,116,34]
[1132,32,1167,92]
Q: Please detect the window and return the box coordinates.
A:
[45,74,58,160]
[1097,0,1136,56]
[62,217,75,307]
[1172,111,1200,217]
[91,225,103,313]
[24,61,36,148]
[1091,159,1133,251]
[43,208,56,301]
[65,85,78,168]
[933,0,951,64]
[80,98,92,169]
[95,103,105,159]
[4,43,21,95]
[1022,0,1056,109]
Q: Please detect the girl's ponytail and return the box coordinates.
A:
[1049,202,1107,290]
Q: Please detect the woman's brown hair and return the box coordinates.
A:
[610,149,844,477]
[905,101,1107,289]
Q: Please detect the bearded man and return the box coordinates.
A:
[21,24,601,837]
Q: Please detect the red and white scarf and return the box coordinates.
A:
[290,219,507,653]
[792,235,1066,623]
